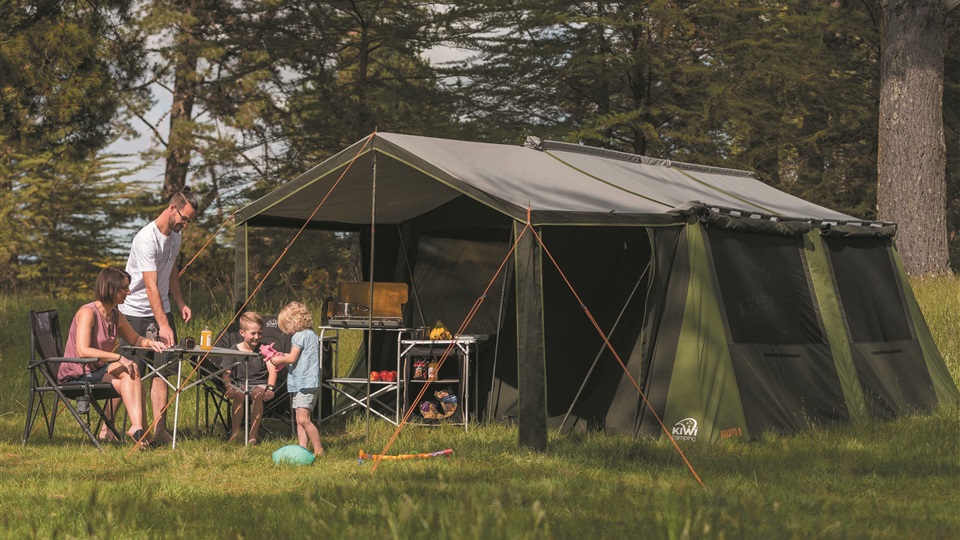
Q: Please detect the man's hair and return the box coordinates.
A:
[95,267,131,304]
[238,311,263,332]
[170,186,199,211]
[277,301,312,334]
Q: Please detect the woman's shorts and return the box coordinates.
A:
[78,364,110,384]
[291,388,319,411]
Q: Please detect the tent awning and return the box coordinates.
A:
[235,132,859,228]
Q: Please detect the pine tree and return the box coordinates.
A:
[0,0,146,292]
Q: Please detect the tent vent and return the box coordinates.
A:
[531,138,757,178]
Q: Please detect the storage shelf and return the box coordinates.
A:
[316,327,482,430]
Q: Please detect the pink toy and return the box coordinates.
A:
[259,343,280,361]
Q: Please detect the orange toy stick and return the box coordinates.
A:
[358,448,453,464]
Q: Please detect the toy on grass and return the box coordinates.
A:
[358,448,453,464]
[272,444,315,465]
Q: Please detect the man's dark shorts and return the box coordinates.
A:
[123,313,178,377]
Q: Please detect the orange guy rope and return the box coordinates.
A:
[528,226,706,488]
[179,209,239,278]
[371,223,532,471]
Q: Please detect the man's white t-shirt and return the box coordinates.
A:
[119,221,181,318]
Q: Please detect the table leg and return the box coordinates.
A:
[173,360,182,449]
[244,372,250,446]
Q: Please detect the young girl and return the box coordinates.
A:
[269,301,324,457]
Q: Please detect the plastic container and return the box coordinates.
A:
[200,326,213,350]
[427,358,438,381]
[145,322,157,342]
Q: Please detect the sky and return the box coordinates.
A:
[105,45,472,188]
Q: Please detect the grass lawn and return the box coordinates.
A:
[0,279,957,539]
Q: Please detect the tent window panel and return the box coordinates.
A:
[849,342,935,418]
[730,344,851,435]
[707,229,824,345]
[822,237,912,343]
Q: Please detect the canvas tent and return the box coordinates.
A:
[234,132,959,448]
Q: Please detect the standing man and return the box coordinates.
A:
[119,187,198,443]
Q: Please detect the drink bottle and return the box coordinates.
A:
[145,322,157,342]
[200,326,213,350]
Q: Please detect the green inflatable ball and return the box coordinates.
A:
[272,444,315,465]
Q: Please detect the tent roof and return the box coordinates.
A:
[236,132,857,228]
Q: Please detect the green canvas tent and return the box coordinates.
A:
[234,132,959,448]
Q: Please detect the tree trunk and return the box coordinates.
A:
[877,0,952,275]
[163,0,200,199]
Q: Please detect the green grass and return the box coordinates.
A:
[0,280,958,538]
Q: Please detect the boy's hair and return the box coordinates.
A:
[95,267,131,304]
[238,311,263,332]
[277,301,312,334]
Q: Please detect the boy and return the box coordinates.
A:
[222,311,278,444]
[269,301,324,457]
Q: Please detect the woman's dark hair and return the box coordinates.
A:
[94,267,131,304]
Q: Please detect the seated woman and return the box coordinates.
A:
[57,267,165,449]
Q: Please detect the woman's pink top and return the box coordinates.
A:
[57,302,119,383]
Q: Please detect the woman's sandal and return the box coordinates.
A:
[127,429,152,451]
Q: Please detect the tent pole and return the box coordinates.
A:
[487,258,510,422]
[516,222,547,451]
[396,225,426,327]
[559,260,651,432]
[365,148,378,444]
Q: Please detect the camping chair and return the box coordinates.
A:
[189,333,239,436]
[23,310,122,450]
[257,315,295,438]
[199,315,297,439]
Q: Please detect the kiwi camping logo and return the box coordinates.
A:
[671,418,698,441]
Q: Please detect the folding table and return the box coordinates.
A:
[120,345,260,448]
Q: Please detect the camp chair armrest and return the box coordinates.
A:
[29,356,100,369]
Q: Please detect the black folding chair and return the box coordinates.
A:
[258,315,295,438]
[193,323,240,437]
[199,314,296,439]
[23,310,122,450]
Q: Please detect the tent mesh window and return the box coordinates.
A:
[823,236,935,417]
[707,228,852,433]
[822,237,912,343]
[707,228,823,346]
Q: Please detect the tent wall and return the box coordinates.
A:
[538,226,652,431]
[635,218,958,443]
[822,235,960,415]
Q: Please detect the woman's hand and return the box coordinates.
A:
[147,339,166,353]
[118,357,139,377]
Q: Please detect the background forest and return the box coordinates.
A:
[2,0,958,298]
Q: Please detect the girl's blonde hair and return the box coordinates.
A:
[277,301,312,334]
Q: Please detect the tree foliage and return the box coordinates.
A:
[0,0,147,293]
[3,0,958,291]
[438,1,882,219]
